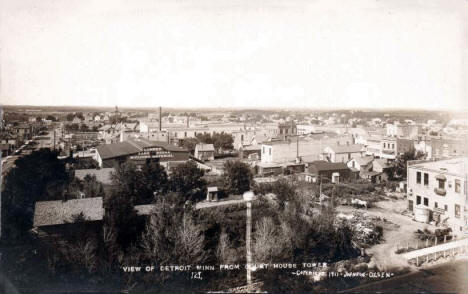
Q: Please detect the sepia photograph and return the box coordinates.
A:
[1,0,468,293]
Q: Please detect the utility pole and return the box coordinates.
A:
[243,191,255,289]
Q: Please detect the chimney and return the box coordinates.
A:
[159,106,162,131]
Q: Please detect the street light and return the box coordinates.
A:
[243,191,255,288]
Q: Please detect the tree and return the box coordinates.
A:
[179,138,199,154]
[80,124,90,132]
[46,115,57,122]
[388,148,425,179]
[168,161,206,202]
[66,113,75,121]
[212,132,234,151]
[75,112,85,120]
[195,133,213,144]
[141,197,206,270]
[103,190,144,254]
[81,174,105,198]
[2,149,69,241]
[112,160,168,205]
[223,160,253,195]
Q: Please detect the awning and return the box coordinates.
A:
[435,174,446,181]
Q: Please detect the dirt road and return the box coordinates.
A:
[337,197,436,272]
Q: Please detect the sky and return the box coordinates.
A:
[1,0,468,111]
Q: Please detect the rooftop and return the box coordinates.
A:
[409,157,468,176]
[353,155,374,166]
[33,197,104,227]
[96,139,187,160]
[308,160,349,172]
[196,143,215,152]
[326,144,364,154]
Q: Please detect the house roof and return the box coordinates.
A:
[33,197,104,227]
[353,155,374,166]
[373,158,392,169]
[96,141,140,160]
[75,168,115,185]
[308,160,349,172]
[327,144,364,154]
[360,170,382,177]
[96,139,187,160]
[196,143,215,152]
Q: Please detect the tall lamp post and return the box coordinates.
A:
[243,191,255,288]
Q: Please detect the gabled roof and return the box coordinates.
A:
[308,160,349,172]
[96,141,140,160]
[373,158,392,169]
[327,144,364,154]
[353,155,374,166]
[196,143,215,152]
[33,197,104,227]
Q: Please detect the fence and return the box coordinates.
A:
[396,234,456,254]
[399,237,468,267]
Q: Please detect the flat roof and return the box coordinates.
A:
[409,157,468,176]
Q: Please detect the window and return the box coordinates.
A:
[444,204,448,211]
[262,147,265,154]
[423,197,428,206]
[455,204,460,218]
[416,195,421,205]
[269,148,271,156]
[434,202,438,208]
[424,173,429,186]
[383,143,386,148]
[438,179,445,189]
[455,179,461,193]
[416,172,421,184]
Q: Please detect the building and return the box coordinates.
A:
[386,122,421,138]
[347,155,391,183]
[305,160,351,183]
[95,138,189,168]
[407,157,468,235]
[278,121,297,138]
[347,155,374,172]
[429,138,468,160]
[322,144,365,163]
[261,135,353,164]
[33,197,104,236]
[194,144,215,161]
[364,136,397,160]
[239,145,262,160]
